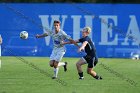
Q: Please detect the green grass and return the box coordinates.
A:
[0,57,140,93]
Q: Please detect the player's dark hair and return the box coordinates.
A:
[54,20,61,25]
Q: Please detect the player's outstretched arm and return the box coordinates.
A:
[61,40,79,45]
[62,39,80,48]
[78,41,88,52]
[61,41,72,45]
[61,31,80,47]
[69,39,80,48]
[36,33,48,38]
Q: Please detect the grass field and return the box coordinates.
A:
[0,57,140,93]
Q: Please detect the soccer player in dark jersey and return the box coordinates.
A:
[62,27,102,80]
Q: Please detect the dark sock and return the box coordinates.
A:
[94,74,100,79]
[78,72,83,77]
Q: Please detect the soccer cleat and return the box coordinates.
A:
[64,62,67,72]
[52,76,57,79]
[99,76,103,80]
[79,77,84,80]
[97,76,102,80]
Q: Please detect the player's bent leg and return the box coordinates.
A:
[76,58,86,80]
[58,62,65,67]
[87,68,96,76]
[55,50,67,71]
[58,62,67,72]
[63,62,67,72]
[87,67,102,80]
[51,48,66,79]
[53,61,59,68]
[49,48,56,67]
[52,61,59,79]
[76,58,86,73]
[49,60,55,67]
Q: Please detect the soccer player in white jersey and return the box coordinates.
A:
[36,20,74,79]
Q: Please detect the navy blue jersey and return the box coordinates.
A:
[79,36,96,56]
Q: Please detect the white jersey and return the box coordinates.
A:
[47,29,71,48]
[46,29,71,61]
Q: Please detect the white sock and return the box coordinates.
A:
[58,62,65,67]
[54,68,59,77]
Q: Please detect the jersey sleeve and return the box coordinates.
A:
[79,37,89,43]
[79,38,83,43]
[61,31,71,40]
[45,28,53,36]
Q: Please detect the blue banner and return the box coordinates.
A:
[0,3,140,58]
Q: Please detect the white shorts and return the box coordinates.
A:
[50,47,66,62]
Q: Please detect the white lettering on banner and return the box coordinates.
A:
[39,15,67,46]
[99,15,118,45]
[122,15,140,46]
[39,15,140,46]
[71,15,82,40]
[84,15,93,39]
[71,15,93,40]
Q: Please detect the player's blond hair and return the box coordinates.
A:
[83,27,91,34]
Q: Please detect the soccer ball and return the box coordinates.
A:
[20,31,28,39]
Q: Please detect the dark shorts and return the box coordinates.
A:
[83,55,98,68]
